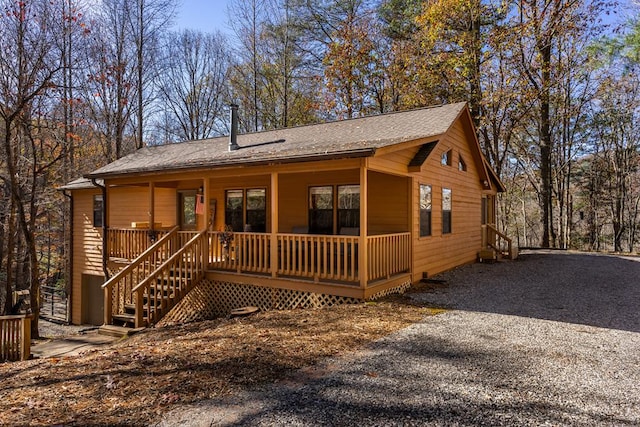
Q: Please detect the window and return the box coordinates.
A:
[225,190,244,232]
[442,188,452,234]
[309,186,333,234]
[246,189,266,232]
[458,155,467,172]
[93,195,103,227]
[441,149,452,166]
[225,188,267,232]
[338,185,360,231]
[419,185,432,237]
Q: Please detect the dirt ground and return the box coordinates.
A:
[0,295,435,426]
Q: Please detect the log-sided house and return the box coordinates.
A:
[61,102,514,329]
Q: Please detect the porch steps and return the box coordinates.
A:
[98,324,144,338]
[108,266,189,329]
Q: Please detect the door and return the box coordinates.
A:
[178,190,198,230]
[82,274,105,326]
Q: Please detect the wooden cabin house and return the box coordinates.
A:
[61,103,514,328]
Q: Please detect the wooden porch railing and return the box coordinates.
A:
[485,224,515,259]
[0,315,31,362]
[207,232,410,286]
[132,230,207,327]
[209,232,272,274]
[277,234,359,282]
[102,226,179,325]
[367,233,411,282]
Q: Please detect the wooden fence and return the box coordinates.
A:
[0,315,31,362]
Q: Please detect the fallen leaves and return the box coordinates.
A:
[0,298,431,426]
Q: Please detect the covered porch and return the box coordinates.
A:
[103,158,413,308]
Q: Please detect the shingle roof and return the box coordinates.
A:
[86,102,466,179]
[58,177,102,190]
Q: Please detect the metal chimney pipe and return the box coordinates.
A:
[229,104,239,151]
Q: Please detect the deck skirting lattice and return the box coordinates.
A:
[158,280,365,325]
[368,280,411,300]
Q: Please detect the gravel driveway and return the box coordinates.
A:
[160,250,640,426]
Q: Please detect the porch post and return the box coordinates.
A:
[148,181,155,230]
[359,161,368,289]
[270,172,279,278]
[203,178,210,230]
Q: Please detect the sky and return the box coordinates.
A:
[173,0,232,34]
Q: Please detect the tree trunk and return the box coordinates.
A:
[539,42,555,248]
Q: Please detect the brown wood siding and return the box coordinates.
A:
[367,171,409,234]
[411,119,484,281]
[154,187,177,227]
[208,175,271,231]
[71,189,104,324]
[109,187,150,228]
[368,147,416,176]
[278,169,359,233]
[107,186,176,229]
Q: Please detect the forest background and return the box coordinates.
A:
[0,0,638,331]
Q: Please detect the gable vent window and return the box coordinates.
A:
[441,149,452,166]
[458,155,467,172]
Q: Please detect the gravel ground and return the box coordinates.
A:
[159,250,640,426]
[36,318,91,339]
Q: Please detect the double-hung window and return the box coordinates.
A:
[308,185,360,234]
[224,188,267,233]
[442,188,452,234]
[225,188,267,232]
[309,186,333,234]
[419,185,432,237]
[246,189,266,232]
[338,185,360,231]
[225,190,244,231]
[93,195,103,227]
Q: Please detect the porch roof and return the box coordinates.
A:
[86,103,467,179]
[58,177,103,191]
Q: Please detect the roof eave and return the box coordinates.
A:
[85,148,376,180]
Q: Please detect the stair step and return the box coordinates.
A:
[99,324,144,338]
[112,313,136,327]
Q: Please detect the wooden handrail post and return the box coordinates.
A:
[270,172,278,278]
[104,285,112,325]
[21,316,31,361]
[481,224,487,248]
[135,291,144,328]
[359,162,368,289]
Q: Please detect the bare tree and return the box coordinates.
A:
[126,0,175,149]
[83,0,137,161]
[155,29,231,142]
[0,0,73,335]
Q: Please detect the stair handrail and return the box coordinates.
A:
[102,226,179,325]
[486,223,513,259]
[131,229,208,327]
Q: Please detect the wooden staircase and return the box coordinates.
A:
[100,228,208,334]
[481,224,517,262]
